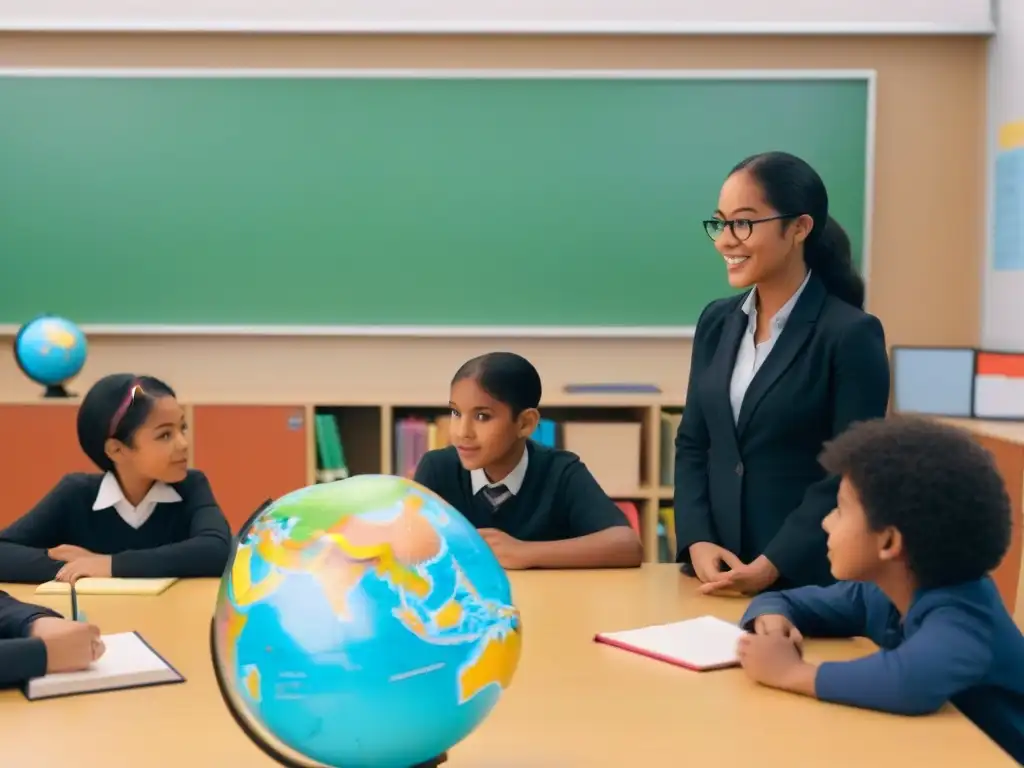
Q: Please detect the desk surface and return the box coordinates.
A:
[943,418,1024,445]
[0,566,1014,767]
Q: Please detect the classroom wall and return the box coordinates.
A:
[0,33,987,404]
[0,0,993,33]
[982,3,1024,351]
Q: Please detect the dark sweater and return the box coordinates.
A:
[0,470,231,583]
[0,591,60,687]
[413,441,631,541]
[741,578,1024,763]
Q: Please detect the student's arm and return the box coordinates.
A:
[674,303,719,561]
[111,471,232,578]
[762,315,889,584]
[740,582,869,638]
[0,591,60,687]
[525,460,643,569]
[811,605,993,715]
[0,476,79,583]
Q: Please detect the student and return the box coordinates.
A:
[676,151,890,594]
[737,416,1024,764]
[413,352,642,570]
[0,590,104,687]
[0,373,232,584]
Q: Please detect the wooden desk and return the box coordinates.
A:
[0,567,1013,767]
[941,419,1024,620]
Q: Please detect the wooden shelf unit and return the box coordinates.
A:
[0,399,682,563]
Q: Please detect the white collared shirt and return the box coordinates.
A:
[729,270,812,424]
[93,472,183,529]
[471,446,529,496]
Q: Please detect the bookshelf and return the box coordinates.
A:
[0,398,681,564]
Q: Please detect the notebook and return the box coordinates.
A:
[594,615,748,671]
[23,631,184,700]
[35,577,179,596]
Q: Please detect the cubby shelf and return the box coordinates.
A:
[0,400,682,563]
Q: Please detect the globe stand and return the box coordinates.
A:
[43,383,73,399]
[412,755,447,768]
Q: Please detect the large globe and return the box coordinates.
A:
[13,314,87,397]
[210,474,523,768]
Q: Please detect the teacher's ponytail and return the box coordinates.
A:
[730,151,866,309]
[804,215,864,309]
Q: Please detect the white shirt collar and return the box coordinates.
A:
[471,445,529,496]
[93,472,182,529]
[741,269,812,333]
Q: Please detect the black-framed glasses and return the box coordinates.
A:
[702,214,800,242]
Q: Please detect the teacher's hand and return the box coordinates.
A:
[699,555,779,596]
[688,542,743,583]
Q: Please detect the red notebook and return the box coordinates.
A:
[594,615,747,671]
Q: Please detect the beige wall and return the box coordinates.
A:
[0,33,988,405]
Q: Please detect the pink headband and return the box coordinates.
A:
[108,380,144,438]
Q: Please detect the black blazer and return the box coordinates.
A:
[674,275,890,588]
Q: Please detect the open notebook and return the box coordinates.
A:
[595,615,748,671]
[24,631,184,701]
[35,578,179,596]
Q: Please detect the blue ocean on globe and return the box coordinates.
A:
[14,315,87,387]
[211,474,523,768]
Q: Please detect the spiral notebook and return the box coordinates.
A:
[594,615,747,671]
[23,631,184,701]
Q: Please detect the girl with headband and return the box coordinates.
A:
[0,373,231,583]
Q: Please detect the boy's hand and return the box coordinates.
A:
[753,614,804,650]
[47,544,95,563]
[737,633,817,696]
[55,555,113,583]
[478,529,535,570]
[30,617,106,673]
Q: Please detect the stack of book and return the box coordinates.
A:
[393,415,559,478]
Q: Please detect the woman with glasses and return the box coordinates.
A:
[675,151,890,595]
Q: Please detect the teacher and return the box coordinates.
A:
[674,150,890,595]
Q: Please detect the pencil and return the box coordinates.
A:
[70,582,78,622]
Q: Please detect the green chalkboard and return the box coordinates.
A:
[0,72,870,329]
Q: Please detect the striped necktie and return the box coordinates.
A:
[482,484,512,509]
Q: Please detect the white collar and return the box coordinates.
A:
[741,269,812,332]
[471,446,529,495]
[93,472,182,529]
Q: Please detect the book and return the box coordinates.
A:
[314,412,349,483]
[36,578,179,596]
[594,615,748,671]
[563,383,662,394]
[657,506,677,563]
[23,631,184,701]
[660,411,682,486]
[531,418,557,448]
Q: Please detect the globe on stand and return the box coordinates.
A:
[210,474,522,768]
[13,314,88,398]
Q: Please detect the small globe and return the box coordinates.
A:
[210,474,523,768]
[13,315,87,397]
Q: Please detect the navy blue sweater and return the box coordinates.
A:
[0,470,231,583]
[742,578,1024,762]
[413,441,631,541]
[0,591,61,687]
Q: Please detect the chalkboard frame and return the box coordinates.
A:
[0,67,876,337]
